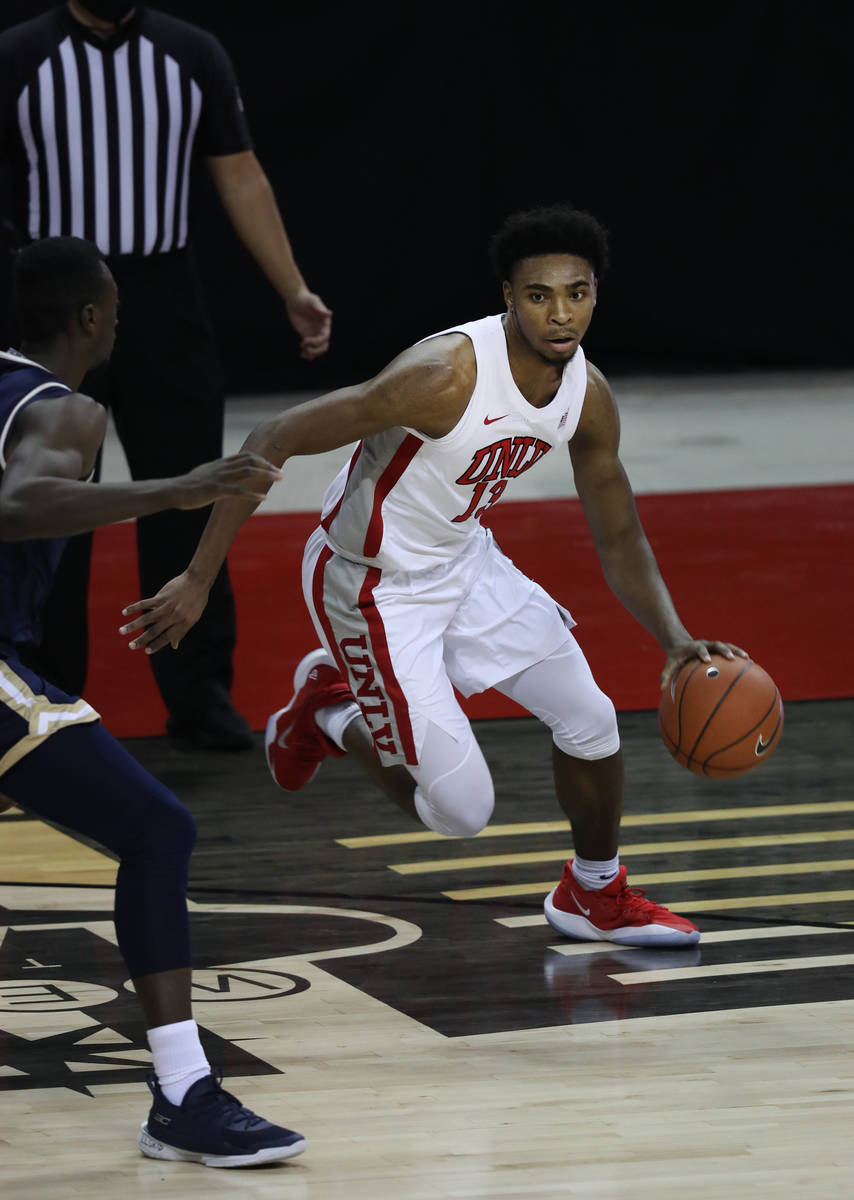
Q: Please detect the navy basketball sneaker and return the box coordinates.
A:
[138,1071,306,1167]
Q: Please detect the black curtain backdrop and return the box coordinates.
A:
[1,1,851,392]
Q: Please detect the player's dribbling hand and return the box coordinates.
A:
[660,639,749,689]
[120,571,209,653]
[174,452,282,509]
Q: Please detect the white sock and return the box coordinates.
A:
[147,1018,211,1106]
[316,700,361,751]
[572,854,620,891]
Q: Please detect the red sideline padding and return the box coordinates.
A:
[86,484,853,738]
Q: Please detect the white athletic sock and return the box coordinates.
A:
[572,854,620,891]
[316,700,361,751]
[147,1018,211,1106]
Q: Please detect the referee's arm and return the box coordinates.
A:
[206,149,332,361]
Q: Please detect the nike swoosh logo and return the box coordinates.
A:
[569,889,591,916]
[755,732,774,755]
[483,414,509,425]
[277,725,294,749]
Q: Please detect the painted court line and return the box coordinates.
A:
[610,953,854,986]
[444,864,854,901]
[664,890,854,912]
[388,829,854,875]
[546,926,854,955]
[337,801,854,848]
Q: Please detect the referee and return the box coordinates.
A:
[0,1,332,749]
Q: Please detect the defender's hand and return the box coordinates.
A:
[174,452,282,510]
[120,571,211,654]
[660,640,749,689]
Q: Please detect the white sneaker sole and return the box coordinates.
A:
[544,888,701,947]
[139,1123,306,1167]
[264,649,334,790]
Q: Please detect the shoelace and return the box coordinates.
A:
[615,882,671,919]
[194,1071,268,1129]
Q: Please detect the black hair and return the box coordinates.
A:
[489,204,610,284]
[13,236,109,343]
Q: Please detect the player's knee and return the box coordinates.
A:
[409,720,495,836]
[413,743,495,837]
[415,777,495,837]
[157,792,197,857]
[552,689,620,760]
[124,781,197,863]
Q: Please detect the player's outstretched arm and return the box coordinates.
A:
[120,336,475,654]
[207,150,332,361]
[570,365,747,687]
[0,394,282,541]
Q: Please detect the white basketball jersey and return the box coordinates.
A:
[319,314,588,572]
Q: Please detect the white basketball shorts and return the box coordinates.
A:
[302,524,579,767]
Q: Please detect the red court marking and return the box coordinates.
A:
[87,484,853,737]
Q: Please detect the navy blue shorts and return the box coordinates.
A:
[1,648,196,977]
[0,650,100,781]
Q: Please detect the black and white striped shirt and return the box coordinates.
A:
[0,5,251,256]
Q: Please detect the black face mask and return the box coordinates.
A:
[78,0,137,22]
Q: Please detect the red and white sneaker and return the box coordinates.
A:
[264,649,353,791]
[544,861,700,947]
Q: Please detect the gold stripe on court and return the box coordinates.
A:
[500,904,854,927]
[547,926,854,954]
[337,800,854,848]
[496,889,854,913]
[662,890,854,912]
[388,828,854,874]
[443,863,854,901]
[610,953,854,986]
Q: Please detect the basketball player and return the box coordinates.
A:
[0,236,305,1165]
[121,205,747,948]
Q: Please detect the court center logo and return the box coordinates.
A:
[0,888,421,1093]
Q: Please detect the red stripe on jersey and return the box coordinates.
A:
[358,566,418,765]
[363,432,423,558]
[321,441,364,534]
[310,543,350,678]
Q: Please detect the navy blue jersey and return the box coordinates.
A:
[0,349,71,650]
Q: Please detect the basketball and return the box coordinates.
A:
[658,654,783,777]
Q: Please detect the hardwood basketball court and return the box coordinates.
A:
[2,696,853,1197]
[2,372,852,1197]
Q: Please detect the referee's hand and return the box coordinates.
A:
[286,289,332,360]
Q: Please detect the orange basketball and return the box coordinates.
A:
[658,654,783,778]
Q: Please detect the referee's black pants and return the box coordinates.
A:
[22,249,238,724]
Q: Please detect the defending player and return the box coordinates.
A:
[0,236,305,1165]
[122,205,747,947]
